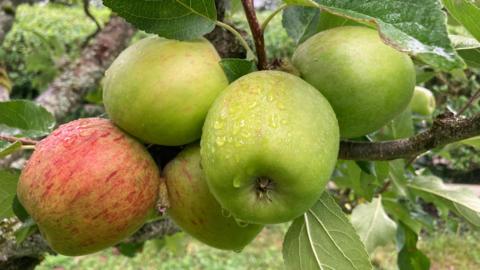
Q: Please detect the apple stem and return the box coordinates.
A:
[241,0,269,70]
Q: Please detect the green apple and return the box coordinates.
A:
[410,86,436,116]
[201,71,339,224]
[103,36,228,146]
[164,144,263,251]
[293,26,416,138]
[17,118,160,256]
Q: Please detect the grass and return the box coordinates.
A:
[36,225,480,270]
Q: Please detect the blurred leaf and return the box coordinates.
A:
[283,192,372,270]
[282,6,320,44]
[397,223,430,270]
[390,106,415,139]
[282,0,464,70]
[461,136,480,148]
[0,169,20,219]
[12,195,30,222]
[117,242,145,257]
[14,218,38,245]
[388,160,408,197]
[442,0,480,42]
[450,35,480,68]
[0,100,55,138]
[103,0,217,40]
[356,160,376,176]
[0,141,21,158]
[408,176,480,228]
[351,197,397,253]
[220,59,257,83]
[383,198,422,234]
[333,160,379,201]
[283,0,318,7]
[415,67,436,84]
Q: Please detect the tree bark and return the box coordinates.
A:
[35,15,134,120]
[339,113,480,161]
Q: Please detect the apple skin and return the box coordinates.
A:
[103,37,229,146]
[201,71,339,224]
[293,26,416,138]
[17,118,160,256]
[164,144,263,251]
[410,86,436,116]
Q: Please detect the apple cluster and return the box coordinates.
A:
[17,26,420,255]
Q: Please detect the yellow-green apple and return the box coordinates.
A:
[164,144,263,251]
[293,26,416,138]
[201,71,339,224]
[103,37,228,146]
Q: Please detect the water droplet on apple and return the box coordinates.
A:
[216,136,226,146]
[214,121,223,130]
[233,177,242,188]
[233,248,244,253]
[221,208,232,218]
[234,218,249,228]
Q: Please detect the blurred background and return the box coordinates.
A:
[0,0,479,269]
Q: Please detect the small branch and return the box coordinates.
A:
[261,4,288,33]
[0,135,38,145]
[339,113,480,161]
[215,21,256,61]
[457,88,480,115]
[81,0,102,48]
[241,0,268,70]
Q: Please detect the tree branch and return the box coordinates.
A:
[80,0,101,48]
[35,15,134,120]
[339,113,480,161]
[0,135,37,145]
[241,0,268,70]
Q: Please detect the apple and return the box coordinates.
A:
[200,71,339,224]
[103,36,229,146]
[17,118,160,256]
[293,26,416,138]
[410,86,436,116]
[164,144,263,251]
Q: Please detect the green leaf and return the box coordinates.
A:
[0,141,21,158]
[318,10,365,32]
[408,176,480,228]
[284,0,318,7]
[283,0,464,71]
[388,160,408,197]
[442,0,480,42]
[0,169,20,219]
[461,136,480,148]
[103,0,217,40]
[219,59,257,83]
[283,192,372,270]
[116,242,145,257]
[333,160,379,201]
[351,197,397,253]
[12,195,30,222]
[397,223,430,270]
[390,106,414,139]
[282,6,320,44]
[450,34,480,68]
[14,218,38,245]
[0,100,55,138]
[382,198,422,234]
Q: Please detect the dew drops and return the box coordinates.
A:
[221,208,232,218]
[216,136,226,146]
[233,177,242,188]
[214,121,223,130]
[234,218,249,228]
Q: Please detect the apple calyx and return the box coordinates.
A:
[254,176,275,202]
